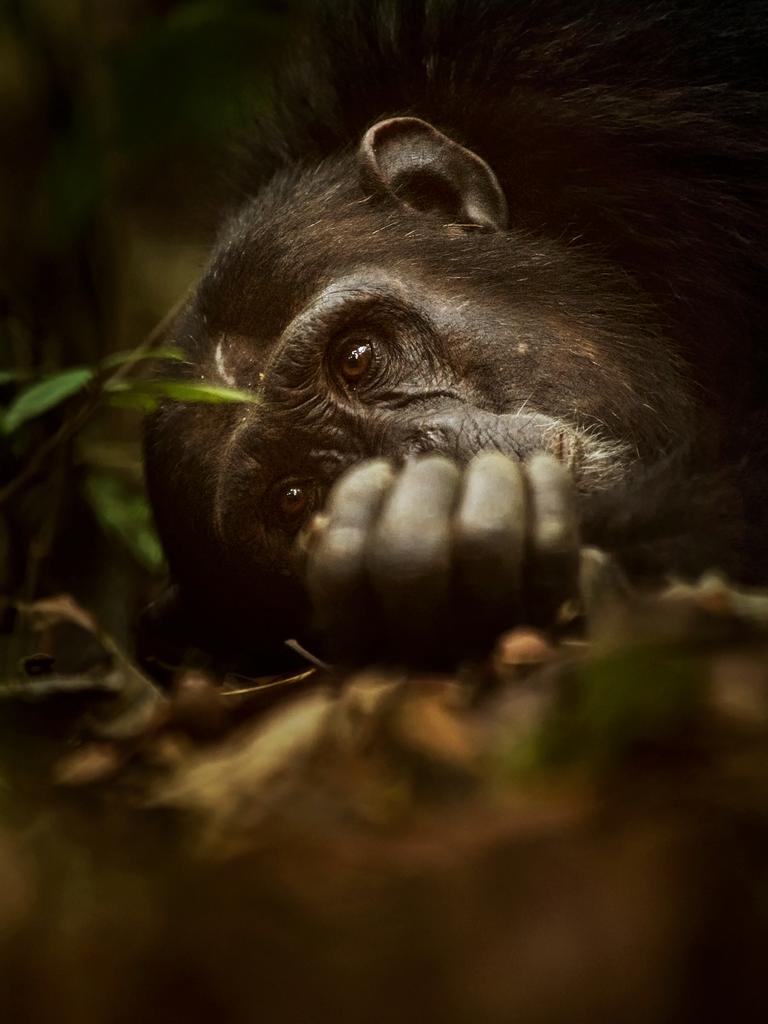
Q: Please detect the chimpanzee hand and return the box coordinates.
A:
[305,452,581,665]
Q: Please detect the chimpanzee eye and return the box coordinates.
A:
[336,339,375,385]
[277,482,312,521]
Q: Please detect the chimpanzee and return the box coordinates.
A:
[143,0,768,669]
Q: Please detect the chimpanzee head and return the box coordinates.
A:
[144,117,696,654]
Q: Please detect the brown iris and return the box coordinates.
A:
[279,483,310,519]
[338,340,373,383]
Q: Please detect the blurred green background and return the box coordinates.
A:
[0,0,307,666]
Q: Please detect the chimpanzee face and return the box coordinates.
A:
[145,118,695,627]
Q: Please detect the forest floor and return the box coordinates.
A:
[2,576,768,1023]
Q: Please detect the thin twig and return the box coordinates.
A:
[284,637,331,670]
[221,669,318,697]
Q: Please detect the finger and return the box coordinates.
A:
[526,452,580,623]
[306,459,394,637]
[367,455,461,638]
[453,452,527,624]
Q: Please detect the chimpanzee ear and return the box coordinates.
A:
[359,116,508,231]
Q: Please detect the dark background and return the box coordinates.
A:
[0,0,307,664]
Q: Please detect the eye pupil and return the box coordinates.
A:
[340,341,373,382]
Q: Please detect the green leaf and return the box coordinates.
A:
[83,472,165,574]
[104,389,161,414]
[1,367,93,434]
[99,346,186,371]
[104,378,259,412]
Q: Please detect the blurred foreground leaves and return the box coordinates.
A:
[2,576,768,1022]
